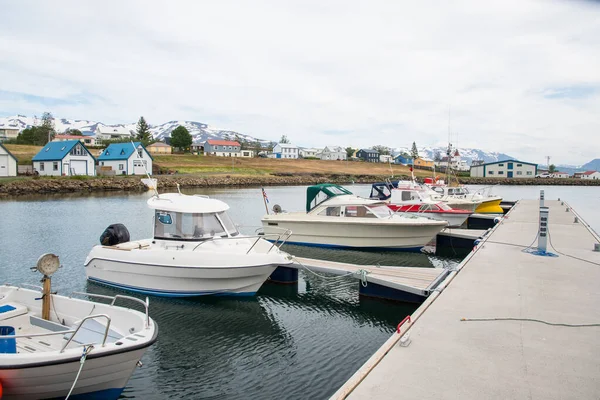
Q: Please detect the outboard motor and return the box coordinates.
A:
[100,223,131,246]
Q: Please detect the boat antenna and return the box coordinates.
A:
[130,140,159,197]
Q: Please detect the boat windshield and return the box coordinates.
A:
[365,204,394,218]
[438,203,453,211]
[154,211,239,240]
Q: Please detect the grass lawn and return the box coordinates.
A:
[3,144,430,177]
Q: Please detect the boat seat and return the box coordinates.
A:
[30,315,70,332]
[63,318,124,345]
[0,303,28,321]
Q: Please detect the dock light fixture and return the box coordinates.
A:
[539,190,545,207]
[566,207,570,212]
[574,217,579,223]
[538,207,549,253]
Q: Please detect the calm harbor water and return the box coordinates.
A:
[0,183,598,399]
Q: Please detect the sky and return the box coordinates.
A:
[0,0,599,165]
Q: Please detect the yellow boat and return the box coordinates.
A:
[474,196,503,214]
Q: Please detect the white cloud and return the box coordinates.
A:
[1,0,599,164]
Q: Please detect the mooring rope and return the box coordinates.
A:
[461,317,600,328]
[65,345,94,400]
[292,256,370,284]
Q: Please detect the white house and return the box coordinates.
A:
[581,171,600,180]
[320,146,347,161]
[470,159,537,179]
[379,154,393,163]
[53,134,98,147]
[434,150,469,171]
[0,143,18,177]
[240,149,254,158]
[299,148,321,158]
[32,140,96,176]
[273,143,299,159]
[97,142,153,175]
[0,126,20,142]
[95,125,134,141]
[552,171,569,178]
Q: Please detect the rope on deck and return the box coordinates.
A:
[461,317,600,328]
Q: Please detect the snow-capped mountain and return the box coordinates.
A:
[0,115,268,145]
[392,146,515,166]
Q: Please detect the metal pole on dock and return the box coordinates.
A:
[538,206,549,252]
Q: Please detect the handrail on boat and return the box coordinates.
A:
[60,314,112,353]
[191,229,293,254]
[71,292,150,329]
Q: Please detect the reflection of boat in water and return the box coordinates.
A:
[141,178,157,190]
[262,184,447,251]
[0,254,157,400]
[85,192,293,297]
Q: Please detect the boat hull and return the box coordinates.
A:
[0,347,147,400]
[261,217,446,250]
[85,246,286,297]
[474,197,503,214]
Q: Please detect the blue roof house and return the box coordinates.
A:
[394,154,412,165]
[97,142,153,175]
[32,140,96,176]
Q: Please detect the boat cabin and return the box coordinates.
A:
[429,185,469,197]
[369,181,418,200]
[148,193,240,241]
[306,184,394,219]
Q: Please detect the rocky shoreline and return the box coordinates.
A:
[0,173,598,197]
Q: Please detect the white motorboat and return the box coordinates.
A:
[85,192,293,297]
[261,184,447,251]
[370,180,482,212]
[0,254,157,400]
[386,187,473,228]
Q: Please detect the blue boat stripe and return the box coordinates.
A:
[266,240,423,252]
[87,277,256,297]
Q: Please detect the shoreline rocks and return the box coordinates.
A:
[0,174,598,197]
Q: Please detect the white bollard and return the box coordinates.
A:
[538,207,549,252]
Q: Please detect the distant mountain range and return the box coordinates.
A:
[1,114,598,170]
[0,115,269,146]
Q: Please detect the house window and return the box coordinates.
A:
[53,162,58,171]
[498,171,504,175]
[526,171,532,175]
[517,164,522,167]
[101,162,104,166]
[517,171,522,175]
[40,162,45,171]
[119,164,124,170]
[138,148,143,158]
[488,171,494,175]
[498,163,504,167]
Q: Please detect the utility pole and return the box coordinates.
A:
[546,156,551,171]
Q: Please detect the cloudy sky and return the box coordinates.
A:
[1,0,599,164]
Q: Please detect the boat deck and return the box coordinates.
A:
[292,257,449,297]
[333,199,600,399]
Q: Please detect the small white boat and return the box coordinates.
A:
[0,255,157,400]
[261,184,447,251]
[85,192,293,297]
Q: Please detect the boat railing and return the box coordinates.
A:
[0,313,113,352]
[60,314,112,352]
[70,292,150,329]
[191,228,293,254]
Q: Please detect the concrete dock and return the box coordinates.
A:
[332,199,600,399]
[291,257,450,302]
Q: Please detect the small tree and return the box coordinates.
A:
[65,128,83,136]
[253,140,263,155]
[345,147,355,158]
[549,164,556,173]
[136,116,151,143]
[280,135,290,144]
[410,142,419,160]
[433,150,442,162]
[372,145,390,155]
[170,125,193,152]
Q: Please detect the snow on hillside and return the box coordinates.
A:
[0,115,268,145]
[392,146,515,166]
